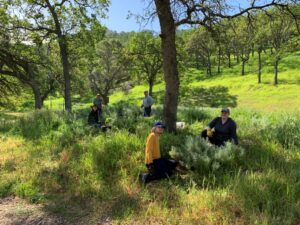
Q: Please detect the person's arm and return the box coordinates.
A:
[230,121,238,145]
[149,96,155,106]
[207,117,218,129]
[145,134,155,165]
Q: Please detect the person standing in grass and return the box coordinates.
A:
[141,122,178,184]
[201,108,238,146]
[93,94,102,118]
[141,91,154,117]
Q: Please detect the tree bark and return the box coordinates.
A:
[207,54,212,76]
[154,0,179,132]
[217,47,221,74]
[148,76,154,97]
[46,0,72,112]
[58,36,72,112]
[258,49,262,83]
[241,60,245,75]
[274,59,279,85]
[227,52,231,68]
[31,83,43,109]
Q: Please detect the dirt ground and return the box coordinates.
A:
[0,197,112,225]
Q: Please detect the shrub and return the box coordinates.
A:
[14,182,45,203]
[15,110,64,139]
[178,108,209,123]
[169,136,245,174]
[0,179,15,198]
[270,114,300,149]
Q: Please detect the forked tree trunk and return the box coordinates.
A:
[154,0,179,132]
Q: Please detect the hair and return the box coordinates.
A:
[151,127,156,133]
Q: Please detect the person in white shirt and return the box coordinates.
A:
[141,90,154,117]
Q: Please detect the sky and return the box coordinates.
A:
[101,0,160,32]
[101,0,268,33]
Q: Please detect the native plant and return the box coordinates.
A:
[169,136,245,174]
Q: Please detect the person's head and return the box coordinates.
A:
[144,90,149,97]
[152,122,165,134]
[220,107,230,120]
[96,94,101,99]
[92,105,98,111]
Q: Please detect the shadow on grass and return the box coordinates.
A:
[180,86,238,108]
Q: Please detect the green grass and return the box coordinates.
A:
[0,106,300,224]
[0,51,300,224]
[108,51,300,112]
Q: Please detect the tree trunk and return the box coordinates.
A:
[58,36,72,112]
[227,52,231,68]
[207,54,212,76]
[46,0,72,112]
[149,77,154,97]
[30,81,43,109]
[258,50,262,84]
[241,60,245,75]
[217,47,221,74]
[274,59,279,85]
[154,0,179,132]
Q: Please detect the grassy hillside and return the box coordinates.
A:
[109,51,300,112]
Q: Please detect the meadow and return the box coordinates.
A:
[0,51,300,224]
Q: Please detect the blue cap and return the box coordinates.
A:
[154,122,166,128]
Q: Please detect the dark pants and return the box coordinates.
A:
[144,106,151,117]
[201,130,225,146]
[97,107,102,119]
[144,158,178,183]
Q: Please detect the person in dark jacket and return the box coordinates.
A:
[88,105,101,128]
[201,108,238,146]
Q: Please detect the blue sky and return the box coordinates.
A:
[101,0,160,32]
[101,0,264,32]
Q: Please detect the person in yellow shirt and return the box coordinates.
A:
[142,122,178,184]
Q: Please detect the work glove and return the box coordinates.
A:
[207,128,214,137]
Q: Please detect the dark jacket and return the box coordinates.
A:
[88,109,99,124]
[208,117,238,145]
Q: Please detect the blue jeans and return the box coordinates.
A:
[144,106,151,117]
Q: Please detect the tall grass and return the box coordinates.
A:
[0,107,300,224]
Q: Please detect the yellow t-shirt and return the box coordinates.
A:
[145,132,161,164]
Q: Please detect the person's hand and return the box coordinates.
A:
[207,128,214,137]
[141,104,144,108]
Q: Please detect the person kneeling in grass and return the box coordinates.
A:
[141,122,178,184]
[88,105,111,132]
[201,107,238,146]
